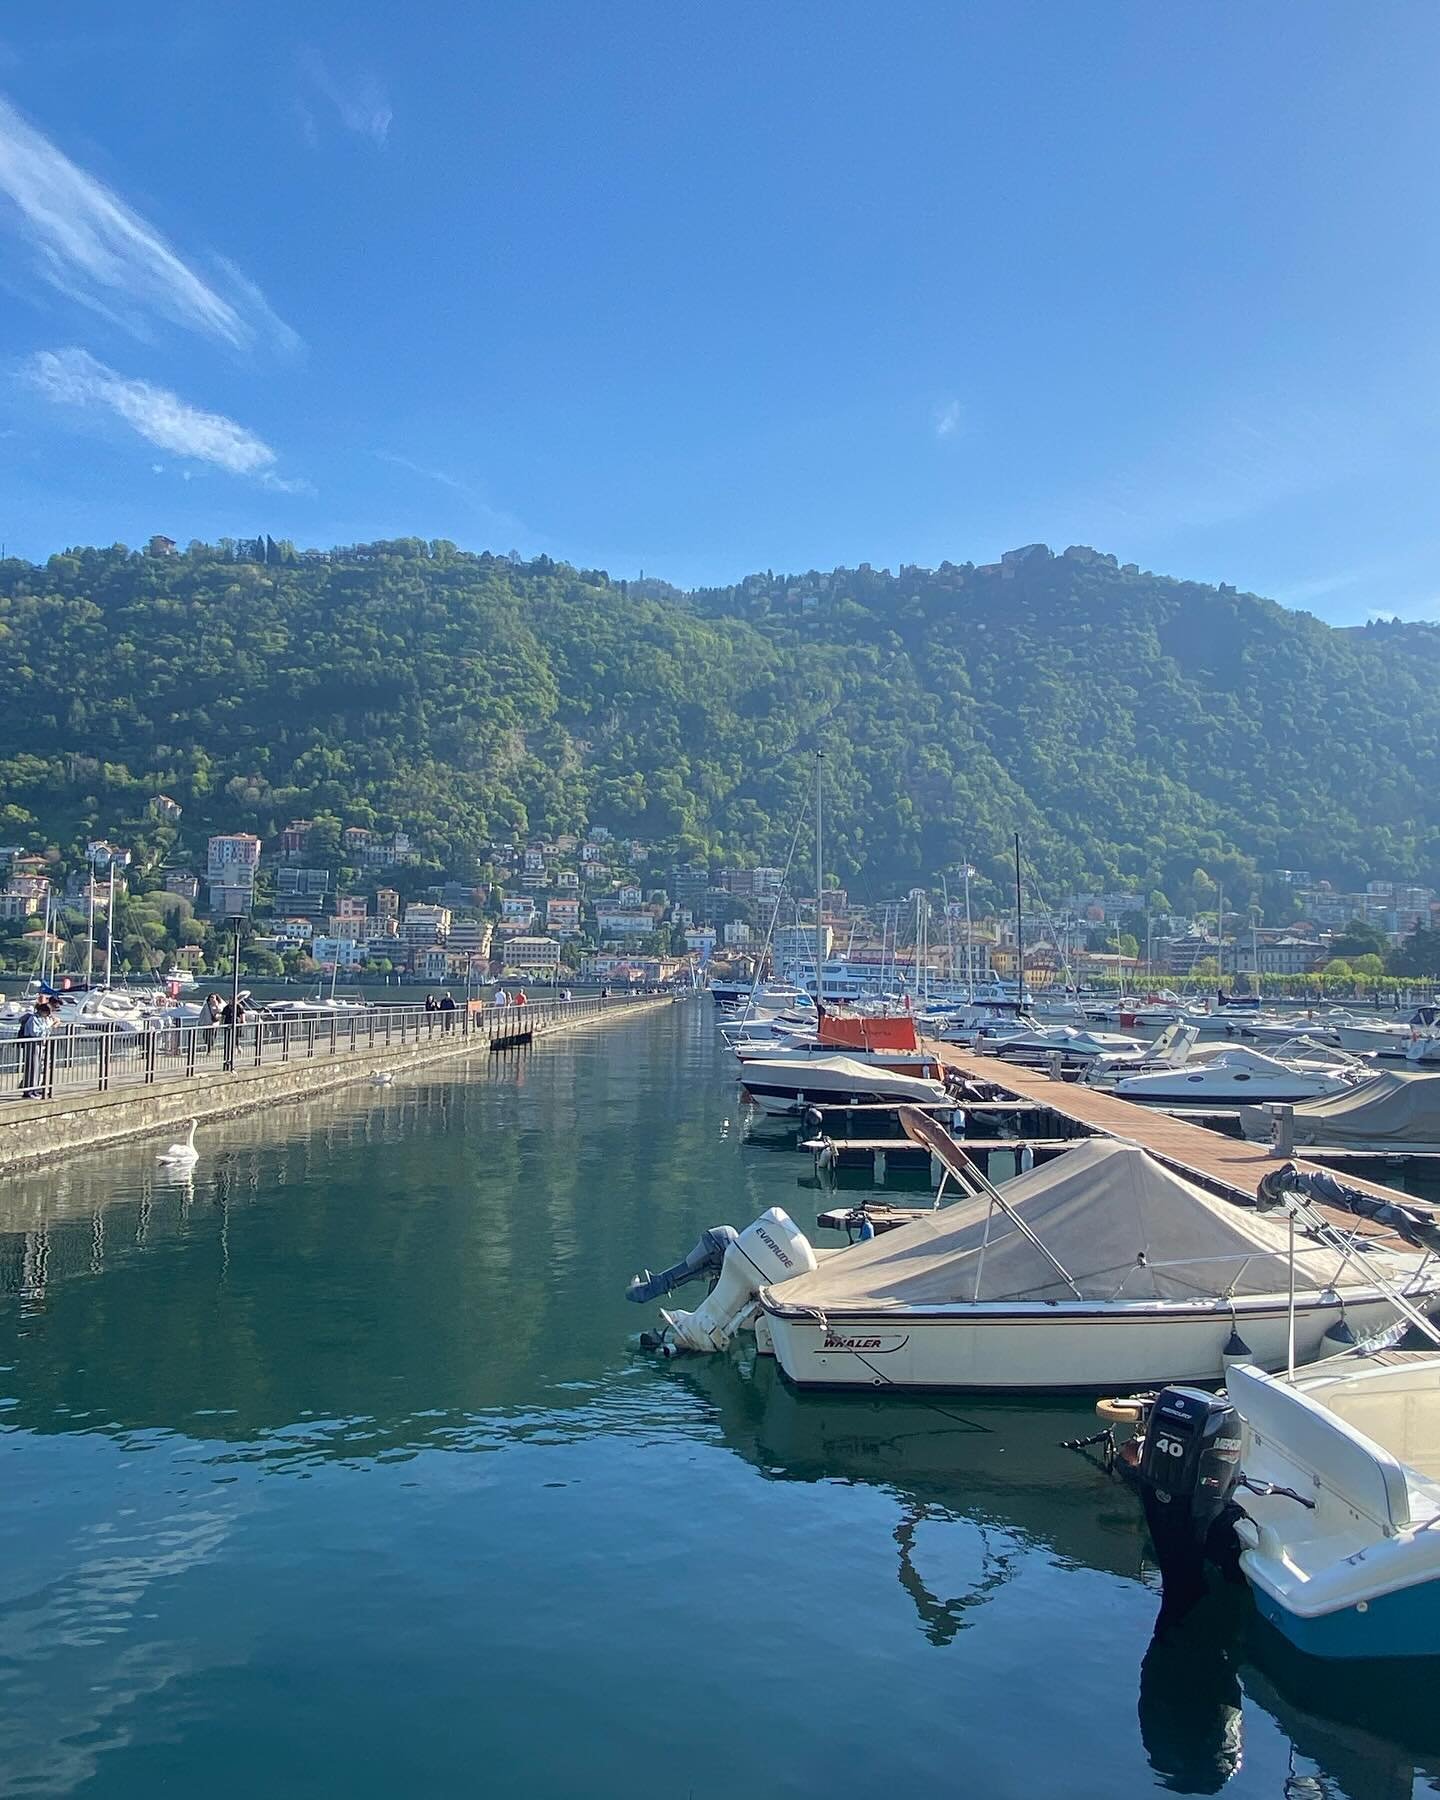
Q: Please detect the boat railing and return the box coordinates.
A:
[0,992,652,1103]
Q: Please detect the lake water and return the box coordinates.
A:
[0,1003,1436,1798]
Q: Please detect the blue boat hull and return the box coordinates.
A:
[1252,1576,1440,1660]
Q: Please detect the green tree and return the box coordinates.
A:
[1330,919,1389,960]
[1389,927,1440,979]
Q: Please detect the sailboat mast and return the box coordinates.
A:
[103,861,115,988]
[965,862,974,1004]
[813,751,824,1004]
[86,854,96,985]
[1013,833,1024,1005]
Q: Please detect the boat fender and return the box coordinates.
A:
[1019,1144,1035,1172]
[856,1213,876,1242]
[1319,1316,1358,1357]
[1096,1397,1148,1423]
[1220,1327,1253,1374]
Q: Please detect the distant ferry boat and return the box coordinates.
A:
[162,964,199,991]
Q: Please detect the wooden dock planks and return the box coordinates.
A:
[925,1039,1427,1221]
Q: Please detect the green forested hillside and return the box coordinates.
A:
[0,537,1436,905]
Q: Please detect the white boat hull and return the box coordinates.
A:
[761,1292,1419,1391]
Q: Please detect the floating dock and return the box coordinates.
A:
[925,1038,1432,1230]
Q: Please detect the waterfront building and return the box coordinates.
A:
[207,832,260,915]
[504,935,561,974]
[446,918,493,958]
[401,904,451,947]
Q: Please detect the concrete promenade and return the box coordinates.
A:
[0,994,674,1176]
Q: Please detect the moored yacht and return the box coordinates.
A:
[1112,1045,1363,1107]
[735,1053,951,1115]
[631,1113,1440,1388]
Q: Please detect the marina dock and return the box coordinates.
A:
[925,1038,1430,1226]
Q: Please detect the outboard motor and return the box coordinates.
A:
[1135,1386,1244,1623]
[626,1227,739,1306]
[630,1208,817,1356]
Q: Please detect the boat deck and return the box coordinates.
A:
[926,1039,1432,1233]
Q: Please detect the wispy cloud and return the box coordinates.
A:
[375,450,471,496]
[300,51,392,147]
[24,348,305,490]
[932,399,962,440]
[374,450,528,537]
[0,93,298,350]
[1055,402,1355,555]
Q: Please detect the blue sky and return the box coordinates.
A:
[1,2,1437,622]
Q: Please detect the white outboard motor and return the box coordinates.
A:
[656,1208,817,1355]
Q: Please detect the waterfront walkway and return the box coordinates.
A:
[0,994,672,1174]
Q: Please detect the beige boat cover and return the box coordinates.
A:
[775,1138,1382,1307]
[1237,1069,1440,1149]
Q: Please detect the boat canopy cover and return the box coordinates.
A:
[1241,1070,1440,1149]
[740,1054,944,1096]
[768,1139,1383,1308]
[817,1012,920,1053]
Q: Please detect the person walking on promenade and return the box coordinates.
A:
[203,992,223,1054]
[439,990,457,1032]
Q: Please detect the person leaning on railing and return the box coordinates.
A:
[16,997,53,1100]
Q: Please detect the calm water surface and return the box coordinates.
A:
[1,1005,1437,1798]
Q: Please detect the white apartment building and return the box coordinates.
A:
[504,935,561,972]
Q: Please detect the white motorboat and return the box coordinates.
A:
[1227,1354,1440,1658]
[1112,1045,1362,1107]
[1324,1011,1417,1057]
[990,1024,1148,1068]
[1081,1023,1200,1089]
[718,1008,815,1046]
[1121,1339,1440,1658]
[736,1053,950,1115]
[161,964,199,992]
[631,1114,1440,1389]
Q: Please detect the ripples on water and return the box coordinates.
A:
[0,1008,1436,1797]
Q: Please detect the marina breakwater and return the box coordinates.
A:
[0,993,674,1175]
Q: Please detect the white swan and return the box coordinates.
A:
[158,1119,199,1165]
[370,1070,395,1086]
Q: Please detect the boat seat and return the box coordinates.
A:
[1320,1384,1440,1480]
[1228,1364,1412,1533]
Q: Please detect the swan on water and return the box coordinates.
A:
[158,1120,199,1165]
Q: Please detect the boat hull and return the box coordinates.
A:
[761,1294,1414,1392]
[741,1075,946,1115]
[1248,1571,1440,1660]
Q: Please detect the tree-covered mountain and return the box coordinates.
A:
[0,536,1436,909]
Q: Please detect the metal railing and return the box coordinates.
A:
[0,993,655,1105]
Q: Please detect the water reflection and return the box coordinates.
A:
[1137,1590,1440,1799]
[667,1349,1440,1798]
[1,1006,1438,1798]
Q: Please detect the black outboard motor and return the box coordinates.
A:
[1136,1386,1244,1625]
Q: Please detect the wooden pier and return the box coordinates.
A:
[806,1133,1090,1184]
[925,1039,1430,1226]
